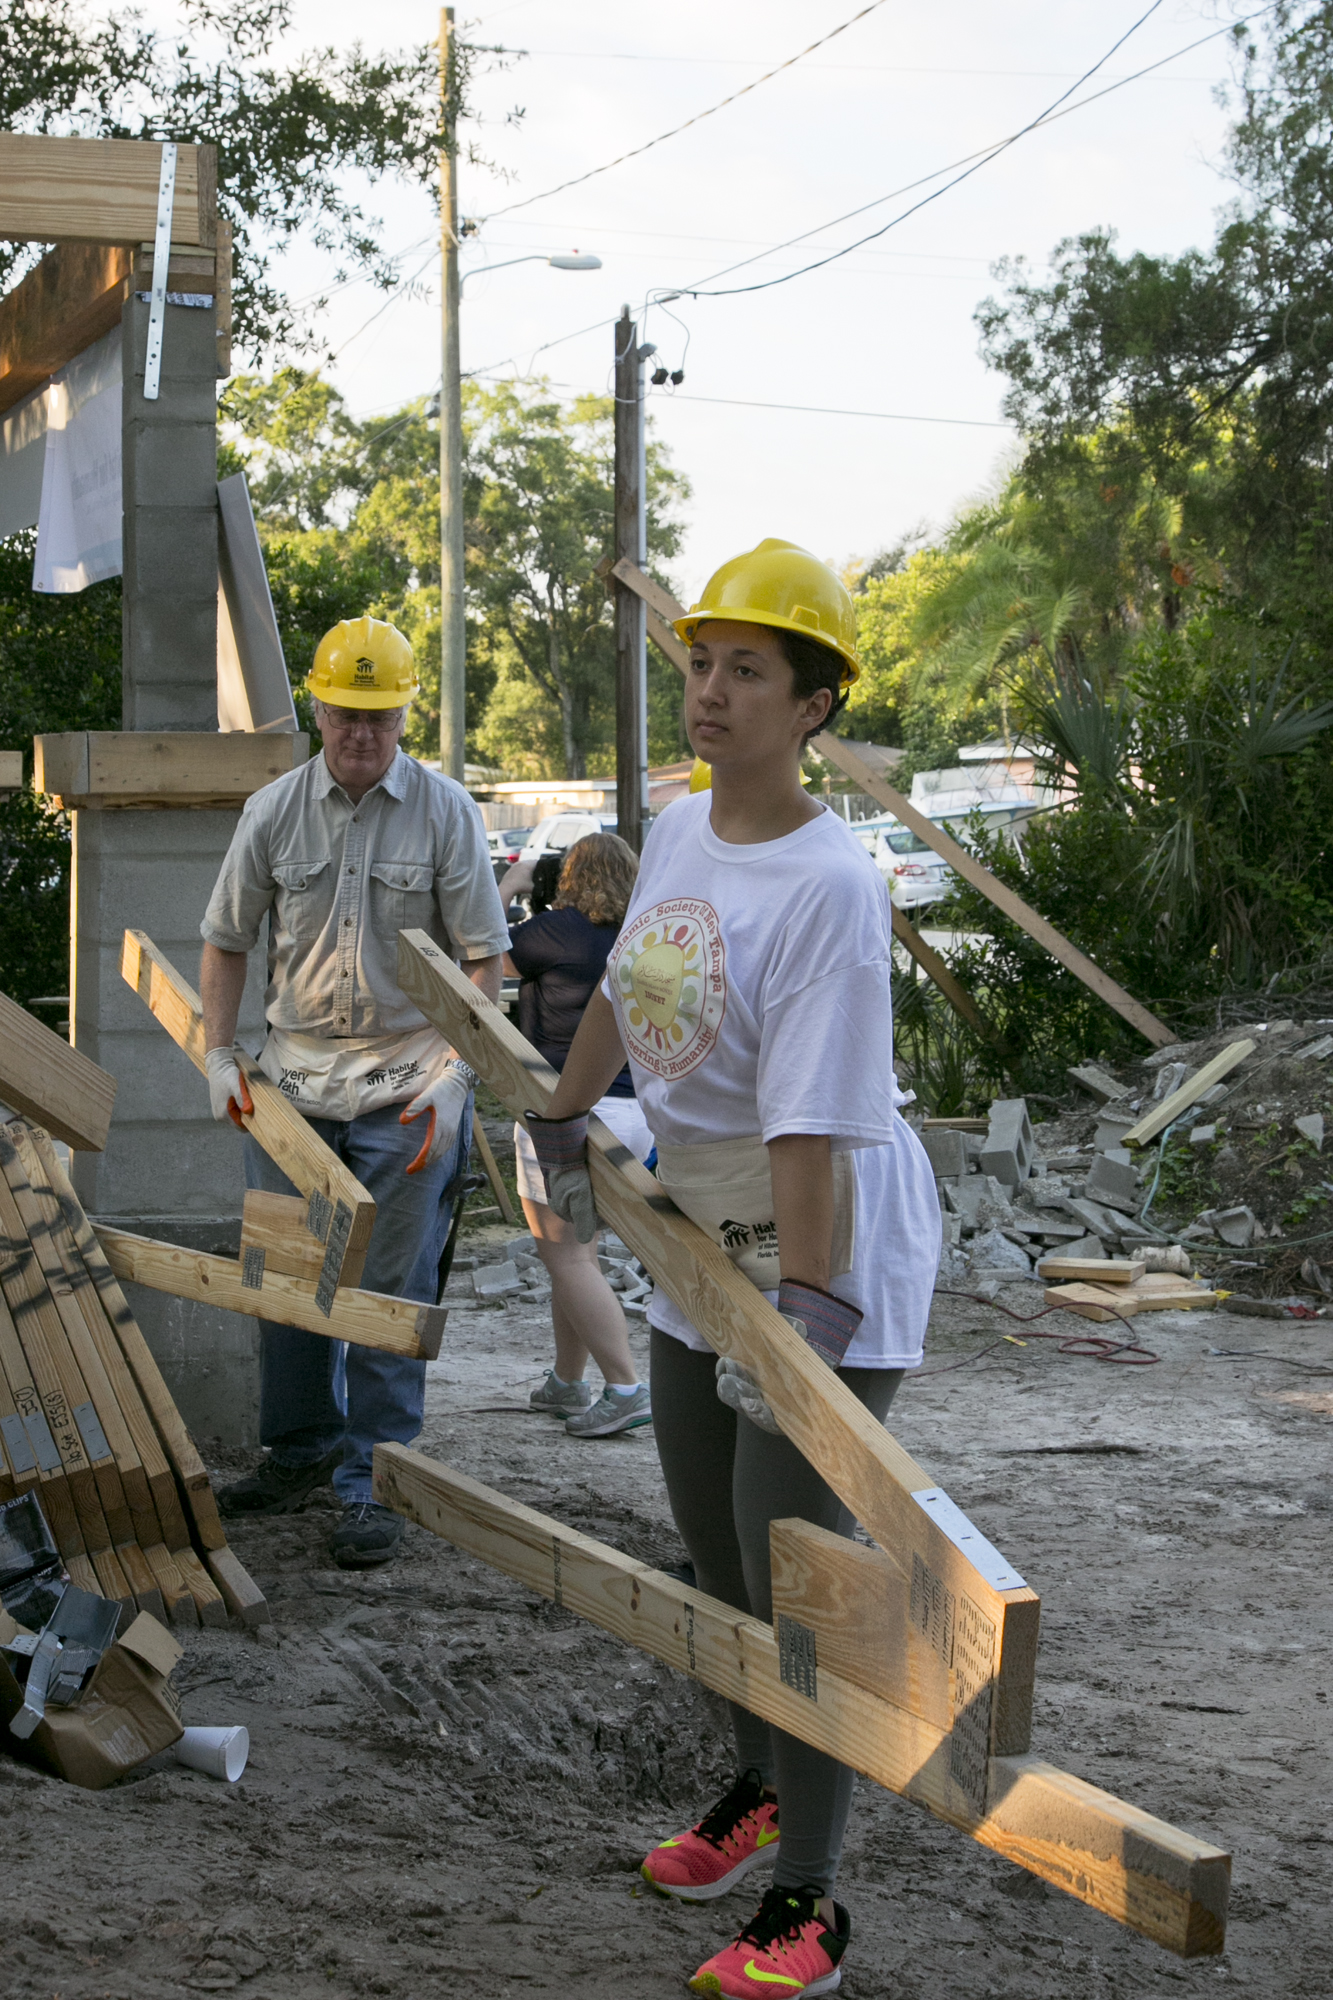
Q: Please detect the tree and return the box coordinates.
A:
[1,0,515,357]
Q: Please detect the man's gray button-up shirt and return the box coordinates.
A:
[201,749,509,1038]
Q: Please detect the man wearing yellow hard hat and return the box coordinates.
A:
[197,617,509,1570]
[524,540,938,1997]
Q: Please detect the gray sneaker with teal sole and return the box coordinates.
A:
[565,1383,652,1438]
[530,1370,594,1417]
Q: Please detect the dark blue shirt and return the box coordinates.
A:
[508,905,634,1097]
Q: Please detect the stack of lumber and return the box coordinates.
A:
[1038,1255,1218,1323]
[0,1115,264,1628]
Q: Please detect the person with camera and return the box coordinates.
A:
[498,834,655,1439]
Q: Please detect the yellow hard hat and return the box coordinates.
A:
[673,538,861,687]
[689,756,809,792]
[307,616,419,710]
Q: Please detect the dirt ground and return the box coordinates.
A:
[6,1216,1332,1999]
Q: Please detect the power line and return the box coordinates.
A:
[655,392,1011,429]
[500,47,1222,85]
[665,5,1270,299]
[478,0,892,222]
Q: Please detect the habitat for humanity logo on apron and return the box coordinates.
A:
[609,898,726,1077]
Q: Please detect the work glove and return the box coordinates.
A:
[401,1065,471,1177]
[524,1110,597,1242]
[715,1281,864,1434]
[204,1046,254,1129]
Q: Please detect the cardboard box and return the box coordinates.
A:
[0,1606,184,1789]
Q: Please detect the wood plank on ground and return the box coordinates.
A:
[1120,1040,1256,1147]
[1037,1257,1146,1286]
[207,1546,269,1627]
[95,1227,447,1361]
[377,1443,1230,1958]
[121,930,374,1296]
[0,986,116,1150]
[143,1541,200,1628]
[609,554,1176,1050]
[173,1545,229,1629]
[396,929,1040,1757]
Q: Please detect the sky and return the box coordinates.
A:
[259,0,1254,591]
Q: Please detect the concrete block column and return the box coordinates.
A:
[120,294,219,730]
[71,808,267,1444]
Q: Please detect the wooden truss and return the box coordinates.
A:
[612,556,1174,1050]
[383,930,1230,1958]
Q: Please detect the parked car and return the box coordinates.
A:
[846,816,954,911]
[518,811,620,864]
[487,825,533,864]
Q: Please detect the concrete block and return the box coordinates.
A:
[1199,1205,1258,1248]
[979,1098,1034,1190]
[1021,1177,1070,1208]
[951,1175,1012,1230]
[1084,1148,1140,1214]
[126,421,219,508]
[1061,1234,1107,1260]
[936,1241,969,1285]
[473,1260,522,1300]
[1189,1123,1217,1148]
[1067,1063,1127,1104]
[124,506,220,601]
[1093,1108,1138,1152]
[967,1227,1033,1276]
[1151,1061,1190,1102]
[1061,1196,1125,1243]
[920,1127,968,1178]
[1295,1113,1325,1151]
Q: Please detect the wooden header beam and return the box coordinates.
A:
[396,929,1040,1756]
[37,732,307,812]
[611,556,1174,1049]
[0,136,216,250]
[377,1444,1230,1958]
[121,932,374,1300]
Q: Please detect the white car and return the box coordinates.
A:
[848,817,954,911]
[518,811,620,863]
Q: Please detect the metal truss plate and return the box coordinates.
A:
[912,1487,1026,1592]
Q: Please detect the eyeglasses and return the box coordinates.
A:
[317,706,405,733]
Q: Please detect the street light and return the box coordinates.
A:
[437,47,604,786]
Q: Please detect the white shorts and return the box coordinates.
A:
[514,1093,655,1206]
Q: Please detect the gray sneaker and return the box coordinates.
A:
[565,1383,653,1438]
[529,1370,594,1417]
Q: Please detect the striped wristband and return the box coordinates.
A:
[777,1279,863,1369]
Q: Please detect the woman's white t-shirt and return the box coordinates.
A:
[604,793,940,1368]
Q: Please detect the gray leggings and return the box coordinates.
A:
[650,1328,902,1897]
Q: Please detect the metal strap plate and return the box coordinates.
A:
[72,1401,111,1465]
[23,1409,63,1474]
[777,1613,818,1702]
[0,1411,36,1475]
[143,142,177,401]
[307,1189,333,1243]
[314,1200,354,1318]
[912,1487,1026,1592]
[242,1245,266,1290]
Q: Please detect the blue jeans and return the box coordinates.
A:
[243,1097,472,1504]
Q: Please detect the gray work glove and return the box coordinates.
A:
[204,1046,254,1128]
[524,1111,597,1243]
[716,1282,865,1433]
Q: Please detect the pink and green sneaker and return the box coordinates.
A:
[641,1768,780,1901]
[688,1884,850,1998]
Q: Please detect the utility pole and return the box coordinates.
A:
[438,8,466,784]
[614,308,649,851]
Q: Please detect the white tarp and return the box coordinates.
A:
[0,384,51,541]
[32,328,122,593]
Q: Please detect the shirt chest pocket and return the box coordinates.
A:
[369,860,436,940]
[272,859,332,941]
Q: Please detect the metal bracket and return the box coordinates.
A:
[912,1487,1026,1592]
[143,142,178,401]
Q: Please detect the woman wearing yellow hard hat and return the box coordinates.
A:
[522,538,939,1997]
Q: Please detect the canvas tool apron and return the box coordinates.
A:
[256,1026,450,1123]
[652,1133,856,1288]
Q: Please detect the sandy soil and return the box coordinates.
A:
[6,1224,1331,1999]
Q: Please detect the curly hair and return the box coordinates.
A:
[554,832,640,928]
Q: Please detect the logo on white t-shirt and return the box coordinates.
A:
[609,898,726,1077]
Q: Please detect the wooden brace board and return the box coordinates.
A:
[0,987,116,1152]
[95,1226,445,1361]
[121,931,374,1301]
[376,1444,1230,1958]
[396,929,1040,1753]
[609,556,1174,1050]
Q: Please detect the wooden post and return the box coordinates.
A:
[438,7,466,785]
[614,310,649,851]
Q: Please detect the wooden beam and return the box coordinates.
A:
[121,931,374,1298]
[0,987,116,1151]
[1120,1040,1255,1147]
[240,1190,366,1288]
[396,929,1041,1753]
[811,733,1176,1049]
[608,548,1120,1048]
[94,1227,446,1361]
[0,244,133,418]
[0,136,215,250]
[377,1443,1230,1957]
[35,731,308,811]
[471,1120,516,1225]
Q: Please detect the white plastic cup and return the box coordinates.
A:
[172,1724,249,1782]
